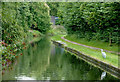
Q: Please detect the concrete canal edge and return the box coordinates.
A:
[51,40,120,79]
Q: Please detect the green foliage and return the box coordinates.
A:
[57,2,120,44]
[47,2,59,16]
[2,2,51,44]
[29,2,51,33]
[2,2,26,44]
[1,2,51,70]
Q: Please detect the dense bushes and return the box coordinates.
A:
[1,2,51,70]
[2,2,51,44]
[57,2,120,45]
[29,3,51,33]
[47,2,59,16]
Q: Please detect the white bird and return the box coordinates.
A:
[101,49,106,58]
[101,71,106,80]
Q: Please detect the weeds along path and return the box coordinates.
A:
[61,37,120,55]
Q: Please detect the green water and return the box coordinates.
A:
[2,37,118,80]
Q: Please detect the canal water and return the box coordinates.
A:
[2,37,118,80]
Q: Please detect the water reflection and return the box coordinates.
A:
[15,75,36,80]
[2,37,118,80]
[101,72,106,80]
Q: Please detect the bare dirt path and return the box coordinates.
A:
[61,37,119,55]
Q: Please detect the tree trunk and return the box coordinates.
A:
[109,32,112,46]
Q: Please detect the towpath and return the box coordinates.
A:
[61,37,120,55]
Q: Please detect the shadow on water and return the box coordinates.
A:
[2,36,119,80]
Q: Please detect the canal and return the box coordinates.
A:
[2,37,118,80]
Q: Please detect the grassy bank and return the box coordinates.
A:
[48,25,67,36]
[65,34,118,52]
[51,35,118,67]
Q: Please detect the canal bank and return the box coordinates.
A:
[2,36,119,80]
[1,30,43,80]
[51,40,120,79]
